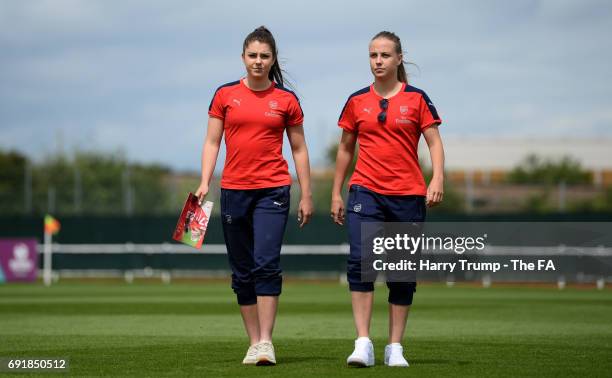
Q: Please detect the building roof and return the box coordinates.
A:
[419,138,612,170]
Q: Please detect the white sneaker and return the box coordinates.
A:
[347,337,375,367]
[242,344,259,365]
[384,343,409,367]
[256,341,276,366]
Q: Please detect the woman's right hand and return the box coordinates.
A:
[330,195,345,226]
[195,182,209,205]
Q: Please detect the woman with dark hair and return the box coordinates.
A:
[196,26,313,366]
[331,31,445,367]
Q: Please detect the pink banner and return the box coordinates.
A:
[0,239,38,282]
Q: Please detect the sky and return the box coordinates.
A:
[1,0,611,172]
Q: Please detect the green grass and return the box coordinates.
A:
[0,281,611,377]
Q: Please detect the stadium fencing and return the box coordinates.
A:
[38,243,612,289]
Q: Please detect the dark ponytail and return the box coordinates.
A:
[372,31,410,83]
[243,26,284,87]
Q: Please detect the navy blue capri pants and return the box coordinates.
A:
[346,184,426,305]
[220,185,290,305]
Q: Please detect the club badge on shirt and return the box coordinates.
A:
[265,100,282,118]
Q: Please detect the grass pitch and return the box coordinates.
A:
[1,281,611,377]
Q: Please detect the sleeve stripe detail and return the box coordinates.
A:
[404,84,440,120]
[338,86,369,122]
[208,80,241,111]
[276,85,304,118]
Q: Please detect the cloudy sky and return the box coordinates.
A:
[1,0,611,172]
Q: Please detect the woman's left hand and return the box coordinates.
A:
[426,177,444,208]
[297,195,314,228]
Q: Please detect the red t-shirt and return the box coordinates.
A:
[208,79,304,189]
[338,83,442,195]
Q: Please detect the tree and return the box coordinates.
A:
[0,149,175,215]
[309,142,359,210]
[325,142,357,174]
[0,150,28,214]
[507,154,591,185]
